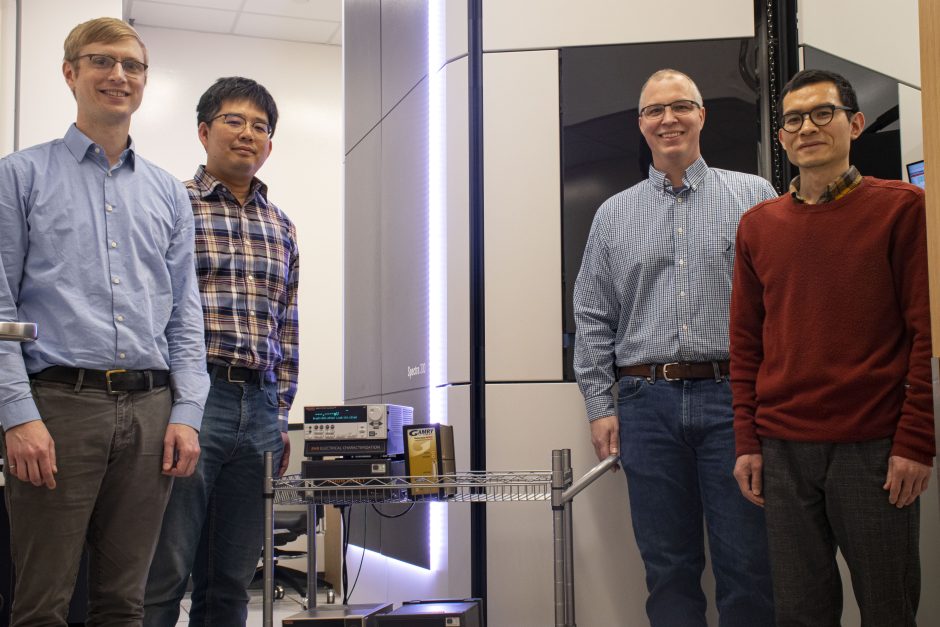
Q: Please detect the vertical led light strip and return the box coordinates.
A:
[427,0,447,573]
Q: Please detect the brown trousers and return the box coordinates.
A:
[1,380,174,627]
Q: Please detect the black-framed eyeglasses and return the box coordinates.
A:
[639,99,702,119]
[74,53,148,76]
[209,113,273,138]
[780,104,855,133]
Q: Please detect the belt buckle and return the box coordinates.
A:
[105,369,127,395]
[661,362,681,382]
[227,365,248,384]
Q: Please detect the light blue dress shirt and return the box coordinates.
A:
[0,124,209,431]
[573,158,777,421]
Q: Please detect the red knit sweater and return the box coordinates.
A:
[731,177,934,465]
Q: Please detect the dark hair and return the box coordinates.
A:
[778,69,859,114]
[196,77,279,137]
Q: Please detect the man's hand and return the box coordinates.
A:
[590,415,619,470]
[277,432,291,478]
[4,420,57,489]
[883,455,932,508]
[162,424,200,477]
[733,453,765,507]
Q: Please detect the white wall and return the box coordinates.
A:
[0,0,16,155]
[799,0,921,88]
[15,0,122,148]
[132,26,344,421]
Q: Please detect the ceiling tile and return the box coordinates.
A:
[242,0,342,22]
[233,13,338,43]
[131,0,246,12]
[130,1,238,33]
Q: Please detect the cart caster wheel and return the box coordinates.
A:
[274,585,285,600]
[301,597,309,610]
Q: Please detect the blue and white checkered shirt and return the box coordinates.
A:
[573,157,777,420]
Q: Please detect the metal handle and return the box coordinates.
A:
[0,322,37,342]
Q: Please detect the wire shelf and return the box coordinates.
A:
[273,470,554,505]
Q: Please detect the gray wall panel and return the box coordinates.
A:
[381,0,429,115]
[344,129,383,401]
[344,0,382,153]
[380,79,431,396]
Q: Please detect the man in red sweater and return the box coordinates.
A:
[730,68,933,627]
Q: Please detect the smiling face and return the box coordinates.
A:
[638,73,705,174]
[63,37,146,131]
[777,81,864,174]
[199,98,273,187]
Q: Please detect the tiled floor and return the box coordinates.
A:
[174,590,310,626]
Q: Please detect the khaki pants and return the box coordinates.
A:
[1,380,174,627]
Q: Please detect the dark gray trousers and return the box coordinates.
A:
[762,438,920,627]
[1,380,174,627]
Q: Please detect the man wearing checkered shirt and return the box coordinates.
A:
[573,69,776,627]
[144,77,299,627]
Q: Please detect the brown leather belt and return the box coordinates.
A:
[618,360,729,381]
[31,366,169,393]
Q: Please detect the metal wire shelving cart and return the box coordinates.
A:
[262,449,618,627]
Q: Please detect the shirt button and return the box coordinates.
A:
[247,275,254,282]
[677,197,684,204]
[110,241,118,248]
[678,259,685,266]
[119,352,126,359]
[105,204,113,212]
[680,291,686,297]
[116,315,124,322]
[682,324,688,331]
[94,147,100,154]
[112,277,121,285]
[229,246,235,253]
[677,228,684,235]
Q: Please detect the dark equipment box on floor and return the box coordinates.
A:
[375,599,482,627]
[281,603,393,626]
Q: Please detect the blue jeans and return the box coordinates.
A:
[143,374,284,627]
[617,376,774,627]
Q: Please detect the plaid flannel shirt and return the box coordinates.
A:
[187,166,299,430]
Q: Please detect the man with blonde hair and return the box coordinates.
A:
[574,69,776,626]
[0,17,208,625]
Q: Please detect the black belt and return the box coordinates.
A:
[31,366,169,393]
[208,363,270,384]
[618,360,729,382]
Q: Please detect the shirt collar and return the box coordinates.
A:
[63,123,136,170]
[647,156,709,193]
[788,165,862,204]
[192,164,269,206]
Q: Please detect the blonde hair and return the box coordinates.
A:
[638,69,703,109]
[63,17,147,64]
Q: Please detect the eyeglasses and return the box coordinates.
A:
[639,99,702,119]
[780,104,855,133]
[209,113,273,138]
[74,53,148,77]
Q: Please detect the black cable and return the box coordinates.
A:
[340,505,349,603]
[370,502,416,519]
[345,505,367,603]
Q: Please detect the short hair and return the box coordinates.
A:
[63,17,147,64]
[778,69,859,113]
[638,69,703,109]
[196,77,279,137]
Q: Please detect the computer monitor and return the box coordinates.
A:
[907,160,925,189]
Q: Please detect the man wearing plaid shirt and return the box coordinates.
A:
[144,77,299,627]
[573,69,776,626]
